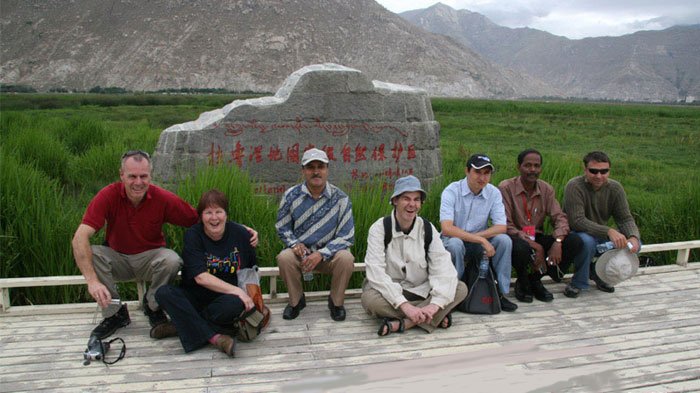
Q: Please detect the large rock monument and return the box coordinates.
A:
[153,63,441,195]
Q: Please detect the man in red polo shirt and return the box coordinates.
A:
[72,150,199,339]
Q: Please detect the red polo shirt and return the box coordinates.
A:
[81,182,198,255]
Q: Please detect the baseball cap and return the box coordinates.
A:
[301,148,329,166]
[466,154,495,171]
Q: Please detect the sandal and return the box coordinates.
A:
[440,313,453,329]
[377,317,405,337]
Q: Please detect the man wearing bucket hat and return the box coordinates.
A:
[563,151,641,297]
[275,148,355,321]
[362,176,468,336]
[440,154,517,312]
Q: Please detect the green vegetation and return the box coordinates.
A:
[1,94,698,305]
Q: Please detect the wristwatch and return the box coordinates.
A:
[555,238,563,243]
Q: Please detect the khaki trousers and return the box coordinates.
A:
[277,248,354,306]
[361,281,468,333]
[92,245,182,317]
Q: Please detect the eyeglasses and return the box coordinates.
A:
[121,150,150,160]
[587,167,609,175]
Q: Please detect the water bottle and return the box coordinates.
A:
[597,241,634,254]
[479,254,489,279]
[302,250,314,281]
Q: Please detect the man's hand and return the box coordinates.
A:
[607,228,628,249]
[481,239,496,257]
[628,237,641,253]
[529,241,546,272]
[399,303,429,325]
[547,241,563,265]
[292,243,309,259]
[421,304,440,321]
[235,290,255,311]
[244,226,259,247]
[301,251,323,273]
[87,280,112,309]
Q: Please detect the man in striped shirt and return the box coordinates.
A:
[275,148,355,322]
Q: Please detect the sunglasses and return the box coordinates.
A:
[587,167,609,175]
[121,150,150,160]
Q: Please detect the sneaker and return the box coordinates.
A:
[215,334,236,357]
[150,321,178,339]
[499,295,518,312]
[282,294,306,320]
[514,278,533,303]
[92,304,130,339]
[531,280,554,302]
[564,284,581,298]
[143,297,168,327]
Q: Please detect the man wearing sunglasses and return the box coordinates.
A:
[563,151,641,298]
[498,149,585,304]
[72,151,257,339]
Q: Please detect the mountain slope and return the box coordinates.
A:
[401,3,700,102]
[0,0,555,98]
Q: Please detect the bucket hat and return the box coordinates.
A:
[595,248,640,287]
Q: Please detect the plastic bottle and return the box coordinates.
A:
[302,250,313,281]
[596,241,634,254]
[479,254,489,279]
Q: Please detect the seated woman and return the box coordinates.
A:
[152,189,258,357]
[361,176,468,336]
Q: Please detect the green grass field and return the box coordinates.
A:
[1,94,698,305]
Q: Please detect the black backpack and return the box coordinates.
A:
[457,257,501,314]
[383,216,433,261]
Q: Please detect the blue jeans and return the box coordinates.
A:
[442,234,513,294]
[574,231,642,289]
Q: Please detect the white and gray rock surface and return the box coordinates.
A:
[153,64,442,195]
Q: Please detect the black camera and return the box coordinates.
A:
[83,335,110,365]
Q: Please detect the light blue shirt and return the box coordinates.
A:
[439,178,506,233]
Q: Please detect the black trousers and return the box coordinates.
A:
[510,233,583,282]
[155,284,246,353]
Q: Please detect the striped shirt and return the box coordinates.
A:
[275,182,354,259]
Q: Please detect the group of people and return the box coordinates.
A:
[73,147,640,356]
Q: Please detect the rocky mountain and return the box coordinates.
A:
[401,3,700,102]
[0,0,556,98]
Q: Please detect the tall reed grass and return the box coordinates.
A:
[1,94,698,305]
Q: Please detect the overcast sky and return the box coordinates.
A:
[375,0,700,39]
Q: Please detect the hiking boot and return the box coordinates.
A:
[514,278,533,303]
[531,280,554,302]
[92,304,130,339]
[282,294,306,320]
[149,321,178,339]
[499,295,518,312]
[328,295,346,321]
[215,334,236,357]
[564,284,581,298]
[143,297,168,327]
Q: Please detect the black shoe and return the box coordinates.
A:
[282,294,306,320]
[143,297,168,327]
[531,280,554,302]
[92,304,130,339]
[328,296,346,321]
[564,284,581,298]
[514,279,533,303]
[590,269,615,293]
[499,295,518,312]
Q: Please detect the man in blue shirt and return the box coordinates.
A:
[275,148,355,321]
[440,154,517,312]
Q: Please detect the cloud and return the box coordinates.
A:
[376,0,700,39]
